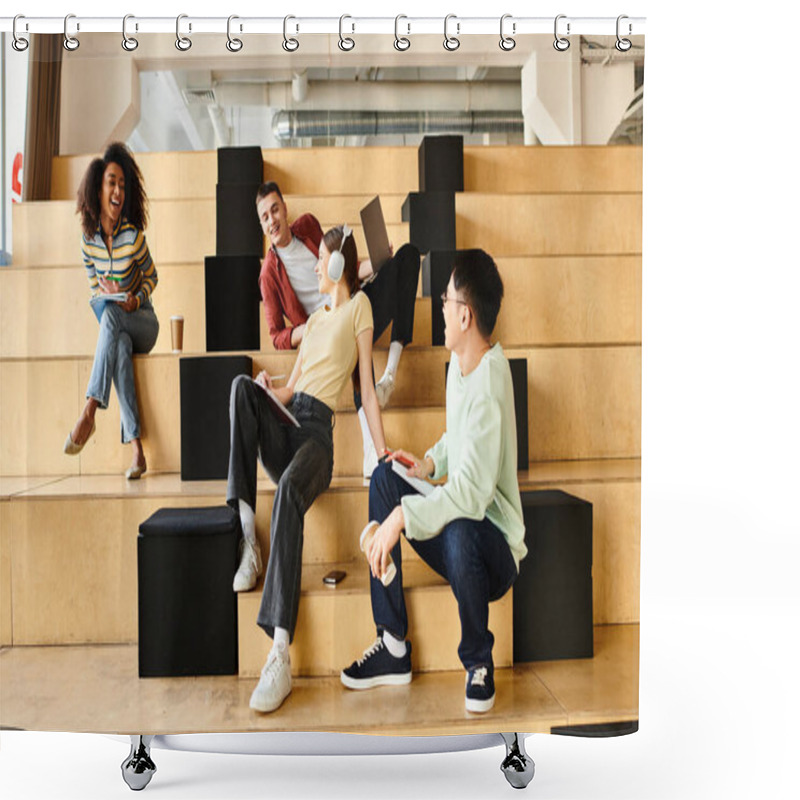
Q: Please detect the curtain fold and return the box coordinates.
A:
[22,35,62,202]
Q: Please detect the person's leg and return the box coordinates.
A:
[340,461,419,689]
[364,244,421,407]
[256,433,333,642]
[226,374,291,513]
[411,516,516,671]
[106,304,159,475]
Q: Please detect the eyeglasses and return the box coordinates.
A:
[441,292,468,309]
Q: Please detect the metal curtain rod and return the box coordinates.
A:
[0,15,646,36]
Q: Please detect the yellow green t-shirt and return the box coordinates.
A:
[293,290,373,411]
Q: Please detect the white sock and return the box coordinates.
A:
[382,629,407,658]
[384,341,403,379]
[238,499,256,545]
[273,627,290,654]
[358,407,375,453]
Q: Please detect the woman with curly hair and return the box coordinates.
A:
[64,142,159,479]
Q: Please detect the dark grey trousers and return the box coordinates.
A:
[226,376,334,642]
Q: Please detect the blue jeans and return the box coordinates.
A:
[368,461,518,671]
[85,300,159,443]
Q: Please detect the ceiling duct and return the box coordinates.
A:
[273,110,523,140]
[182,88,218,106]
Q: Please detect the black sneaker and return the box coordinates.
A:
[465,665,495,712]
[340,637,412,689]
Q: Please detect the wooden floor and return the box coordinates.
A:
[0,624,637,737]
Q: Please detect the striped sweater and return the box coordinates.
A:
[81,216,158,309]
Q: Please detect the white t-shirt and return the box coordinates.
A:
[275,237,329,316]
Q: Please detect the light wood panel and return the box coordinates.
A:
[50,151,217,201]
[456,193,642,256]
[8,493,219,645]
[2,255,640,358]
[527,346,641,461]
[237,561,513,678]
[530,623,639,727]
[0,502,12,645]
[0,264,206,358]
[11,198,408,269]
[0,359,82,477]
[51,146,643,202]
[463,145,642,193]
[1,346,641,476]
[2,639,615,735]
[1,463,640,645]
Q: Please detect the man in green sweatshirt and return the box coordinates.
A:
[340,249,526,713]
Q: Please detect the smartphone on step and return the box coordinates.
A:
[323,570,346,586]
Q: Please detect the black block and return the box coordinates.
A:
[514,490,593,662]
[401,192,456,253]
[216,183,263,257]
[445,357,528,470]
[180,355,252,480]
[204,255,261,352]
[218,146,263,185]
[418,135,464,192]
[138,506,240,677]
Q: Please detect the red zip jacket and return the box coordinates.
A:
[258,213,323,350]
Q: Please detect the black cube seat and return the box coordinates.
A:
[138,506,241,677]
[513,490,594,662]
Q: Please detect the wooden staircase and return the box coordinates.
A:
[0,144,641,733]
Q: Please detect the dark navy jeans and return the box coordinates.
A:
[368,461,517,671]
[227,377,334,643]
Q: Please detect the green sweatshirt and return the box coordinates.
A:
[401,343,527,569]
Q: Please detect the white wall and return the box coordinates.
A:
[1,33,30,264]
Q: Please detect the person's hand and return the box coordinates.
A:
[365,507,404,581]
[254,370,274,391]
[98,275,118,295]
[290,324,306,348]
[117,293,138,313]
[389,449,432,479]
[388,242,395,257]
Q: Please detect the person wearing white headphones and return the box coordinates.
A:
[255,181,420,478]
[226,224,388,715]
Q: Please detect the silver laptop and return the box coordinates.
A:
[360,196,392,273]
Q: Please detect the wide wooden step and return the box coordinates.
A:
[0,346,641,477]
[0,255,641,358]
[0,460,640,648]
[10,199,408,269]
[455,193,642,256]
[49,145,643,201]
[237,560,513,678]
[0,624,639,735]
[12,192,640,269]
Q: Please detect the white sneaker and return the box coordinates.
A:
[375,372,396,409]
[362,437,379,479]
[249,642,292,713]
[233,538,262,592]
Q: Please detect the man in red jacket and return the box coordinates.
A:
[255,181,420,475]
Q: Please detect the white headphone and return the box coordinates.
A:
[327,224,352,284]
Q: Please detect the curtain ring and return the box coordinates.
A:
[443,14,460,52]
[283,15,299,52]
[176,14,192,51]
[338,14,355,51]
[615,15,632,52]
[227,15,243,52]
[63,14,80,51]
[122,14,139,52]
[553,14,570,51]
[12,15,29,52]
[499,14,516,51]
[394,15,410,51]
